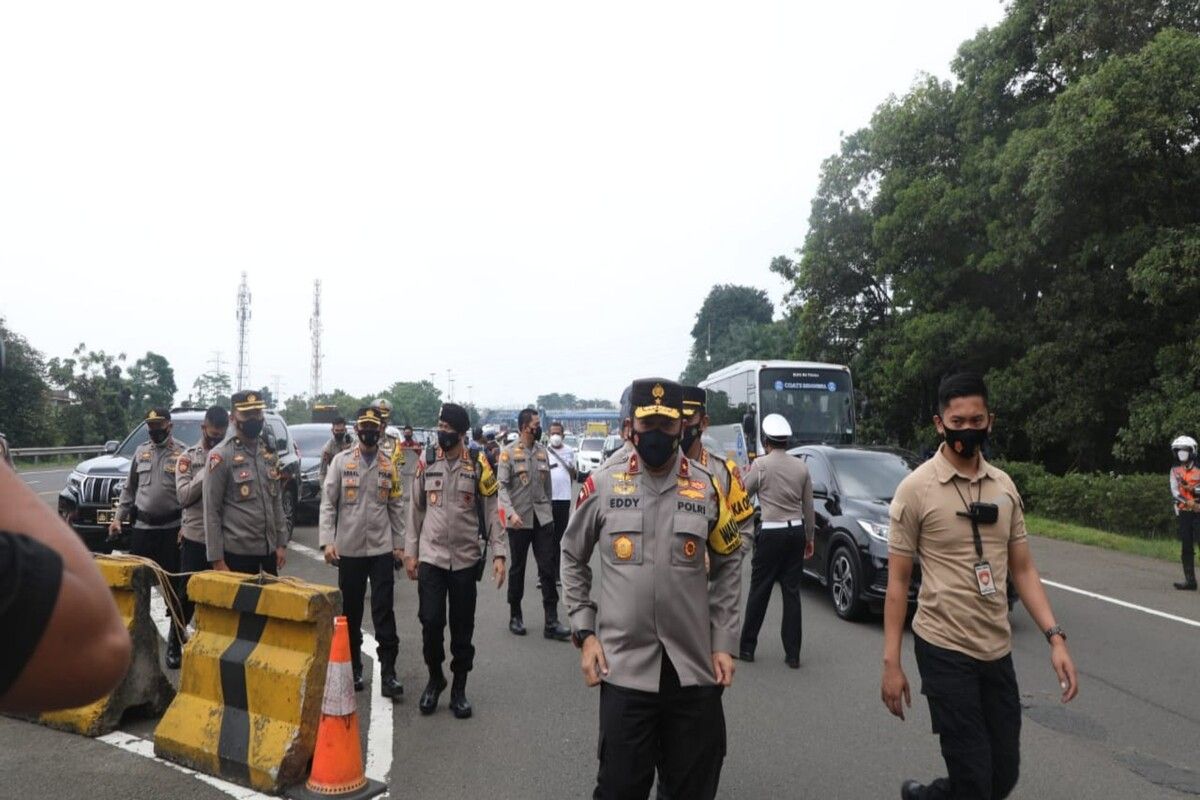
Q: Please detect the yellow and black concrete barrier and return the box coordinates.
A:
[153,571,341,794]
[38,556,175,736]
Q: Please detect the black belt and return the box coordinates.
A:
[136,508,182,526]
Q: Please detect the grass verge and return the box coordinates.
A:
[14,456,78,472]
[1026,513,1177,562]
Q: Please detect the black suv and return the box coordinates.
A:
[790,445,923,621]
[59,409,301,552]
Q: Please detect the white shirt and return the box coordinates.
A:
[546,444,576,501]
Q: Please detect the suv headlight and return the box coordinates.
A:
[858,519,890,543]
[302,466,319,480]
[67,471,85,493]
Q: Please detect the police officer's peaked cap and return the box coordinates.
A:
[145,407,172,422]
[356,406,383,427]
[231,391,267,412]
[629,378,682,420]
[761,413,792,440]
[681,385,706,417]
[439,403,471,434]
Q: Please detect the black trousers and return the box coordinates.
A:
[913,635,1021,800]
[739,531,805,660]
[551,500,571,580]
[594,656,726,800]
[224,551,278,576]
[507,521,560,619]
[417,562,477,674]
[178,537,209,626]
[339,554,399,677]
[1180,510,1197,579]
[130,527,185,649]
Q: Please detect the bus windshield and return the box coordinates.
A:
[758,367,853,446]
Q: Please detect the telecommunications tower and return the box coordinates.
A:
[235,271,251,391]
[310,279,323,399]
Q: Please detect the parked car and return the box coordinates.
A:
[59,408,301,552]
[601,434,624,461]
[576,436,606,477]
[788,445,923,620]
[289,422,355,520]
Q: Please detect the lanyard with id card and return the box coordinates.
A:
[953,479,1000,597]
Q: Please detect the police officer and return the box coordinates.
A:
[370,398,403,469]
[405,402,507,719]
[1170,435,1200,590]
[320,407,405,698]
[561,378,744,800]
[110,408,187,666]
[203,391,288,575]
[497,408,571,640]
[681,385,756,560]
[319,416,354,486]
[737,413,814,668]
[175,405,229,649]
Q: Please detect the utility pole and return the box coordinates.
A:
[208,351,227,376]
[447,369,455,403]
[270,375,283,407]
[309,279,322,400]
[467,384,473,406]
[235,271,252,391]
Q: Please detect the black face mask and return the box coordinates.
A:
[358,429,380,448]
[403,433,413,442]
[334,431,349,444]
[680,425,702,454]
[204,432,225,449]
[438,430,461,451]
[943,426,988,458]
[240,418,264,440]
[528,426,542,442]
[149,428,169,445]
[632,428,679,469]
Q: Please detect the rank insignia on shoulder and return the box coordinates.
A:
[576,475,596,509]
[208,452,223,467]
[177,457,190,474]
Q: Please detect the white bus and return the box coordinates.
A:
[700,360,855,455]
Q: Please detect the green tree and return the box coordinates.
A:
[379,381,442,427]
[191,371,232,408]
[0,319,53,446]
[680,284,784,384]
[46,345,132,444]
[280,394,311,425]
[125,351,177,426]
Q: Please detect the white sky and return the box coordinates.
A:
[0,1,1005,408]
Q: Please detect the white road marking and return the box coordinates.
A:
[98,731,275,800]
[289,540,393,788]
[38,490,60,497]
[18,468,71,476]
[1042,578,1200,628]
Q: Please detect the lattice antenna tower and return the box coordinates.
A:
[310,279,323,400]
[235,271,251,391]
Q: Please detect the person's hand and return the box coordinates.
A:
[881,663,911,720]
[493,557,506,589]
[1051,640,1079,703]
[405,556,419,580]
[712,651,735,687]
[323,544,338,565]
[107,518,122,537]
[212,559,230,572]
[581,635,608,687]
[804,537,815,560]
[275,547,287,570]
[507,512,523,529]
[392,548,404,563]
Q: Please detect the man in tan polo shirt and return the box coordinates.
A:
[881,372,1079,800]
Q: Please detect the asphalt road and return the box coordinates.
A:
[2,467,1199,798]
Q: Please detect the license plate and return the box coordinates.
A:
[96,509,115,525]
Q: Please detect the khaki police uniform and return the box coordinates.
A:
[406,445,505,679]
[497,439,565,630]
[319,433,354,485]
[203,435,287,575]
[738,446,814,663]
[176,438,218,626]
[561,441,744,799]
[320,442,404,684]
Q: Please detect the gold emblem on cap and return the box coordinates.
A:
[652,383,665,403]
[147,410,162,420]
[614,535,634,561]
[248,393,258,402]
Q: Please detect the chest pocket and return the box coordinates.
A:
[457,471,477,508]
[162,456,177,485]
[671,513,707,568]
[601,510,643,566]
[377,473,392,502]
[342,474,360,505]
[136,459,152,489]
[425,474,445,508]
[233,468,256,502]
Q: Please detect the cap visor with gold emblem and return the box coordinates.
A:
[145,407,172,422]
[630,378,683,420]
[231,391,267,412]
[681,385,706,418]
[356,406,383,427]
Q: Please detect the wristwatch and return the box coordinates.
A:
[1043,625,1066,643]
[572,629,595,649]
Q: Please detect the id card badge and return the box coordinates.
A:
[974,561,997,596]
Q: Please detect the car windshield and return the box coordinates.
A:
[580,438,604,452]
[826,450,917,501]
[291,425,342,456]
[118,420,203,456]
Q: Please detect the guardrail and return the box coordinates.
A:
[11,445,107,464]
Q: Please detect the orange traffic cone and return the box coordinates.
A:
[288,616,386,799]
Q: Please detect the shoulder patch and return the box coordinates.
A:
[576,475,597,509]
[177,456,191,474]
[208,451,223,467]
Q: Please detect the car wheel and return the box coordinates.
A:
[828,544,867,621]
[282,486,297,538]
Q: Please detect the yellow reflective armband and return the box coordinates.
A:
[708,476,743,556]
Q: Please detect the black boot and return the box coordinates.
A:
[165,635,182,670]
[353,666,365,692]
[509,610,526,636]
[380,669,403,700]
[418,667,447,715]
[544,617,571,642]
[900,780,925,800]
[1175,564,1197,590]
[449,672,472,719]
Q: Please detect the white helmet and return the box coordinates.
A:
[761,413,792,441]
[1172,435,1197,460]
[371,398,393,421]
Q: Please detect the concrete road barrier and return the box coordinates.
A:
[37,557,175,736]
[153,571,341,793]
